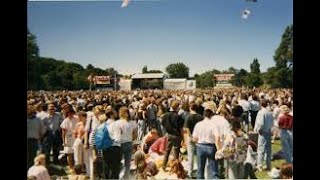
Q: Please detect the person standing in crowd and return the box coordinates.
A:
[60,105,79,173]
[249,94,260,130]
[238,93,250,132]
[73,111,87,171]
[192,109,221,179]
[228,105,244,124]
[156,104,166,137]
[84,105,104,179]
[271,100,281,143]
[161,100,185,172]
[136,103,147,141]
[183,103,203,178]
[42,103,63,165]
[254,99,273,171]
[116,106,138,179]
[195,97,204,116]
[211,107,232,179]
[27,154,51,180]
[103,109,122,179]
[27,105,46,169]
[225,121,248,179]
[147,99,158,131]
[278,105,293,163]
[36,103,48,121]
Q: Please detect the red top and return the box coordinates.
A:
[278,114,293,130]
[149,136,168,154]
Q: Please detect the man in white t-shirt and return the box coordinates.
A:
[192,109,220,179]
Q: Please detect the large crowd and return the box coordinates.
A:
[27,88,293,179]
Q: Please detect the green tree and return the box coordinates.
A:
[148,70,163,73]
[27,30,42,90]
[42,71,62,90]
[27,29,39,61]
[250,58,261,74]
[105,67,119,76]
[274,24,293,68]
[142,65,148,73]
[264,24,293,88]
[231,69,248,87]
[165,62,189,78]
[246,58,263,88]
[195,69,221,88]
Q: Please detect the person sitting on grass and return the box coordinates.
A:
[68,164,87,180]
[279,163,293,179]
[134,150,159,180]
[27,154,51,180]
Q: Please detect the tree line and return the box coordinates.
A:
[27,24,292,90]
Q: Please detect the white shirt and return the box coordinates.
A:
[239,99,250,112]
[36,111,48,121]
[211,115,231,143]
[192,117,219,144]
[250,100,260,112]
[106,119,121,147]
[27,165,50,180]
[116,119,138,143]
[60,116,78,135]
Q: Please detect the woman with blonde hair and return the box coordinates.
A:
[116,106,138,179]
[27,154,50,180]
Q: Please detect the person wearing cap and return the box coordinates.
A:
[278,105,293,163]
[161,100,185,172]
[254,99,273,172]
[42,104,64,164]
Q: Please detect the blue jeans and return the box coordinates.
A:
[121,142,132,179]
[196,143,219,179]
[186,137,196,175]
[280,129,293,163]
[257,132,272,169]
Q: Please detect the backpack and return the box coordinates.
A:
[95,122,113,150]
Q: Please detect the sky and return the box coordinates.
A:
[28,0,293,76]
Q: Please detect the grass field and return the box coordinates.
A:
[256,139,285,179]
[52,139,285,179]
